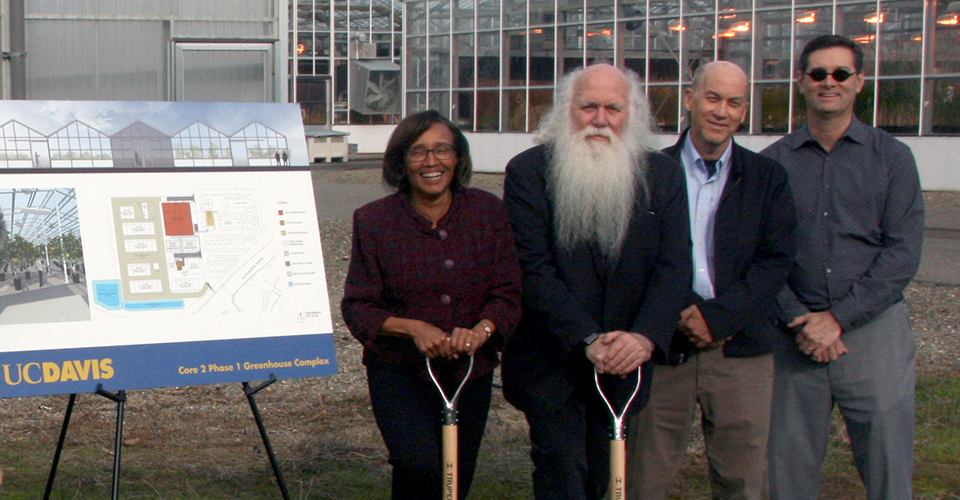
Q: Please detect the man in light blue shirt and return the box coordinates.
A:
[628,61,796,500]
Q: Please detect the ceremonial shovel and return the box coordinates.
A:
[595,368,642,500]
[426,354,475,500]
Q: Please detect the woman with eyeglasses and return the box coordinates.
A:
[341,110,522,500]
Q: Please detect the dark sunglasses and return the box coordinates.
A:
[806,68,855,82]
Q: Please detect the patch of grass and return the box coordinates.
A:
[1,374,957,498]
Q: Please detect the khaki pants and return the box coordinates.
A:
[627,348,774,500]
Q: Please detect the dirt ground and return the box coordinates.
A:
[0,169,957,498]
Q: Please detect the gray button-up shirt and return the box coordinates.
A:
[761,119,924,331]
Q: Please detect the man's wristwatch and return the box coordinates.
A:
[583,333,601,346]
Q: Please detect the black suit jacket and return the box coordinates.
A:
[501,145,692,415]
[663,130,796,360]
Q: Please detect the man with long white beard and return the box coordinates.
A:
[501,63,691,500]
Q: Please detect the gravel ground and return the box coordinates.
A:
[315,167,960,385]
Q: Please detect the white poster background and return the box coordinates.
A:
[0,170,332,354]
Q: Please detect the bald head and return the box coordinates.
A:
[685,61,750,159]
[691,61,749,95]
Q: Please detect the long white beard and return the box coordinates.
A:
[548,125,646,258]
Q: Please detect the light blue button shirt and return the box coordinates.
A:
[680,134,733,301]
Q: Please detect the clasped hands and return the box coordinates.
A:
[788,310,848,363]
[586,331,654,376]
[411,320,490,359]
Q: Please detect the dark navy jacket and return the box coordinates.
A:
[663,130,797,360]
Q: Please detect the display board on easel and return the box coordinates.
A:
[0,101,337,398]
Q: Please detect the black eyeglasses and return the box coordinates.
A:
[407,144,456,162]
[806,68,855,82]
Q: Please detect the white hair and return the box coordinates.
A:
[535,64,658,258]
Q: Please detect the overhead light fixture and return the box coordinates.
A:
[797,11,816,24]
[731,21,751,32]
[864,12,885,24]
[853,34,876,43]
[668,20,686,32]
[532,28,543,34]
[912,36,923,41]
[713,31,736,38]
[719,9,737,20]
[938,13,959,25]
[297,43,306,55]
[602,29,612,36]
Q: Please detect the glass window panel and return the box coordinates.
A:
[931,0,960,75]
[877,79,920,134]
[757,9,793,80]
[877,1,923,76]
[315,32,331,56]
[455,34,475,88]
[793,7,834,69]
[430,0,451,33]
[298,2,314,30]
[559,0,584,24]
[455,91,475,129]
[854,80,875,124]
[685,15,717,82]
[335,59,348,108]
[181,48,269,102]
[649,18,681,83]
[586,23,614,61]
[312,0,330,30]
[931,78,960,133]
[756,83,791,133]
[837,3,879,77]
[455,0,476,32]
[530,56,554,86]
[649,85,681,131]
[531,0,555,25]
[407,36,427,90]
[506,30,527,86]
[430,35,452,88]
[716,18,752,80]
[478,0,501,30]
[476,90,500,130]
[529,88,554,130]
[335,32,348,57]
[477,32,501,87]
[586,0,614,22]
[505,0,526,28]
[560,25,584,69]
[334,0,348,29]
[299,32,314,57]
[429,91,451,118]
[408,91,428,113]
[564,57,584,74]
[648,0,680,17]
[351,7,370,31]
[298,59,314,75]
[719,0,753,8]
[408,1,427,35]
[792,84,805,130]
[372,0,392,31]
[507,90,527,131]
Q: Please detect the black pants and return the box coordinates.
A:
[526,386,610,500]
[367,362,493,500]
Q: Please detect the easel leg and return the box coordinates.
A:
[96,384,126,500]
[44,393,77,500]
[242,374,290,500]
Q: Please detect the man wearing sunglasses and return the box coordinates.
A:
[762,35,924,500]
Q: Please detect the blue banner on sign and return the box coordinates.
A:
[0,334,337,398]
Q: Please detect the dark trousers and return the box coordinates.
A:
[367,363,493,500]
[526,386,610,500]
